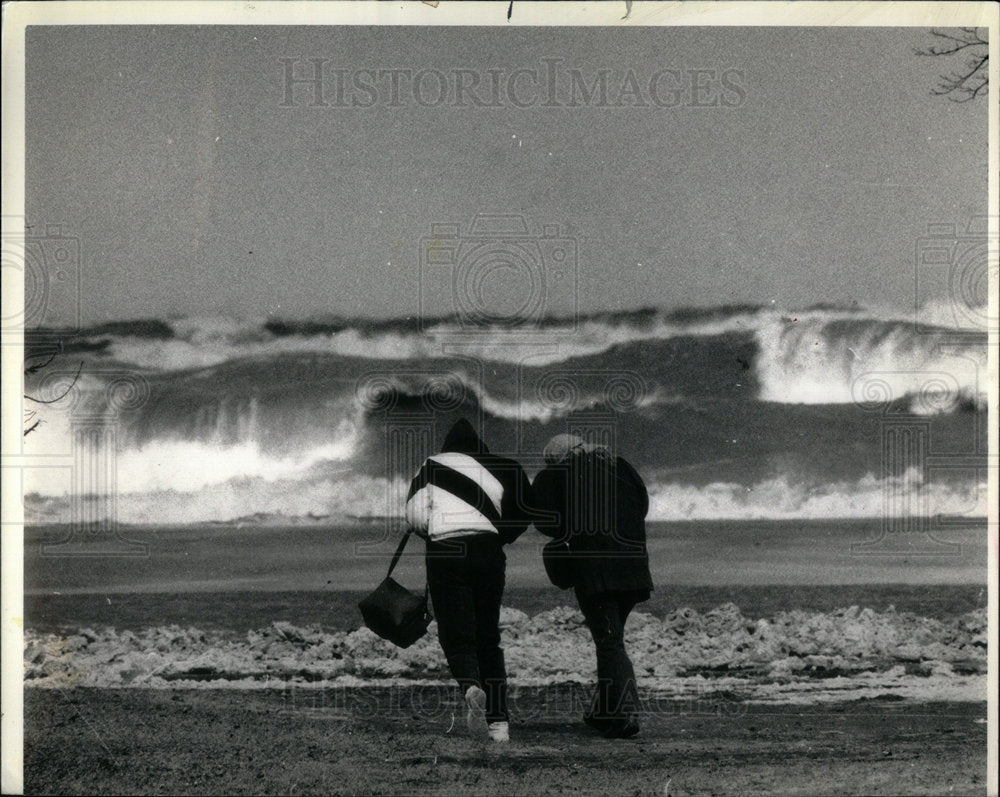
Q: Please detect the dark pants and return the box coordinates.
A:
[426,534,508,722]
[576,589,641,723]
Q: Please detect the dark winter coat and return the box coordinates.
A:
[531,449,653,598]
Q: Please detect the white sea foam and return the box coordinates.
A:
[23,460,987,525]
[21,304,988,524]
[753,312,987,407]
[646,467,987,521]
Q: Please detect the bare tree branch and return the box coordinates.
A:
[23,407,38,434]
[916,27,989,102]
[24,351,59,375]
[24,361,83,405]
[918,27,988,55]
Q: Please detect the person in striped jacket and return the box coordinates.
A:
[405,418,534,743]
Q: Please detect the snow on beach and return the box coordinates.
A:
[24,603,987,704]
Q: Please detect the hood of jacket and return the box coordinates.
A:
[440,418,489,456]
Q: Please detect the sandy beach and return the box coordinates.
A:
[21,519,990,793]
[25,688,987,795]
[22,524,989,794]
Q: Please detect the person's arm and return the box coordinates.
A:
[497,460,534,546]
[530,466,565,539]
[404,463,432,539]
[617,457,649,518]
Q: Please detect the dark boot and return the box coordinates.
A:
[603,716,640,739]
[583,686,612,733]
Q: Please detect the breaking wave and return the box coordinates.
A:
[22,303,989,524]
[646,468,988,522]
[24,465,986,525]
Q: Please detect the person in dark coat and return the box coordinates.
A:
[405,419,533,743]
[532,434,653,738]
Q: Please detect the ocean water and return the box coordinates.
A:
[22,304,989,526]
[20,303,989,702]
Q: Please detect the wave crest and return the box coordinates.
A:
[754,314,986,407]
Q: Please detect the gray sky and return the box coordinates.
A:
[26,25,988,324]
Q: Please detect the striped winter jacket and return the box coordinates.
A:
[405,419,534,545]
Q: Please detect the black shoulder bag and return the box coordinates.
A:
[357,529,432,648]
[542,539,574,590]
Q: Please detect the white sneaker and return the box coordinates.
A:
[464,686,488,740]
[487,721,510,743]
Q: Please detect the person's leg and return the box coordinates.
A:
[426,539,480,693]
[472,537,508,726]
[612,593,641,727]
[618,594,637,628]
[577,591,620,726]
[579,590,639,737]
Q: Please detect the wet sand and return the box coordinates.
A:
[24,688,987,796]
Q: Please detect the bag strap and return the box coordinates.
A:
[387,528,431,613]
[386,528,412,577]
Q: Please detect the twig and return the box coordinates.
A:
[915,28,989,101]
[24,361,83,404]
[24,351,59,375]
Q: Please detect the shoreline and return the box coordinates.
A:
[24,584,988,633]
[24,520,988,596]
[22,516,992,532]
